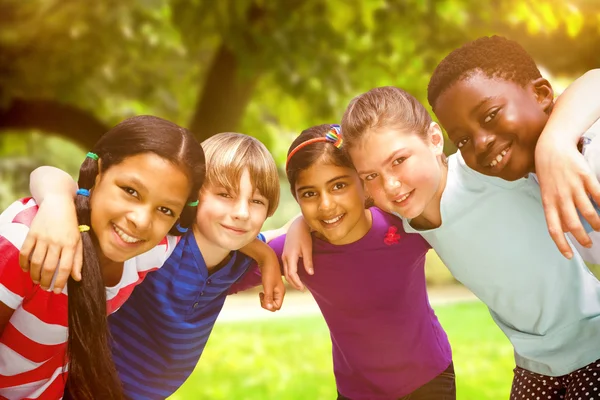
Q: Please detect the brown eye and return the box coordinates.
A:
[121,187,139,198]
[484,110,498,123]
[158,206,175,217]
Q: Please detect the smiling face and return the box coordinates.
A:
[434,71,553,181]
[194,169,269,258]
[349,124,445,222]
[90,152,190,263]
[294,160,370,245]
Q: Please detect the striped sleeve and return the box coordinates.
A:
[106,235,181,313]
[0,199,37,309]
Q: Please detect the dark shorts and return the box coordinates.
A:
[511,359,600,400]
[337,362,456,400]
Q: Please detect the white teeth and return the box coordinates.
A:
[489,148,509,167]
[395,192,411,203]
[323,215,343,224]
[113,224,142,244]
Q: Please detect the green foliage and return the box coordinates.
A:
[0,133,83,209]
[3,0,600,151]
[171,301,513,399]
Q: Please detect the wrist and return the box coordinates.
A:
[39,193,76,206]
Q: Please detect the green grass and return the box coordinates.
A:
[170,301,514,399]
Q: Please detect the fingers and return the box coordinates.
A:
[282,256,305,291]
[53,245,76,294]
[18,234,37,272]
[72,239,83,282]
[543,200,573,259]
[581,174,600,231]
[272,285,285,310]
[301,245,314,275]
[38,244,61,290]
[259,292,275,312]
[27,242,48,284]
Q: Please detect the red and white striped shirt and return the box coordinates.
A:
[0,198,178,400]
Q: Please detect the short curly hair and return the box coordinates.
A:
[427,36,542,110]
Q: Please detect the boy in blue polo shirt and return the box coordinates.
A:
[25,132,285,399]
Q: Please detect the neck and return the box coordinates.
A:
[316,208,373,245]
[192,224,232,272]
[410,159,447,230]
[95,243,125,287]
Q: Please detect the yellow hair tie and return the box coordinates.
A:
[78,225,90,233]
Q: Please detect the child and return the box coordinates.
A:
[0,115,206,399]
[28,132,285,399]
[285,83,600,399]
[231,124,455,400]
[427,35,600,260]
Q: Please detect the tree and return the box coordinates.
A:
[1,0,599,152]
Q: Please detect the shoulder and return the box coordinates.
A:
[0,198,38,228]
[128,234,181,273]
[0,198,38,252]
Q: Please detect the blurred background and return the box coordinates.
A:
[1,0,599,398]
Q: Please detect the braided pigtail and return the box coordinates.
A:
[66,152,124,400]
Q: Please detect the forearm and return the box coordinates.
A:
[239,238,278,269]
[30,166,78,204]
[541,69,600,146]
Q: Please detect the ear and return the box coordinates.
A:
[428,122,445,156]
[531,77,554,113]
[94,158,104,188]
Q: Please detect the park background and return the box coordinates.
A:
[1,0,599,398]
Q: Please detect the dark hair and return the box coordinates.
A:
[427,35,543,110]
[286,124,354,197]
[341,86,432,151]
[67,115,205,399]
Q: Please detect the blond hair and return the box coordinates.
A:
[201,132,280,216]
[341,86,432,150]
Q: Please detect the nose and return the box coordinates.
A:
[318,193,336,213]
[473,130,495,159]
[127,205,152,231]
[382,173,402,195]
[232,199,250,220]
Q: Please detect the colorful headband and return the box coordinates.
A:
[76,188,90,197]
[86,152,99,161]
[78,225,90,233]
[286,125,343,169]
[187,200,199,207]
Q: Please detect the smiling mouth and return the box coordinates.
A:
[321,214,345,225]
[488,146,511,168]
[221,224,248,234]
[112,224,143,244]
[393,190,414,205]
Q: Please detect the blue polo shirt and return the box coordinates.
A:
[108,231,257,399]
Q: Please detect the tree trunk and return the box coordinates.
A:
[188,43,260,141]
[0,98,108,148]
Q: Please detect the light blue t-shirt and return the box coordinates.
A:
[402,152,600,376]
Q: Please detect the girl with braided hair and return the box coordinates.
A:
[0,115,205,399]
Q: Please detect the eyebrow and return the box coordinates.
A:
[296,174,352,192]
[356,151,404,176]
[470,96,499,116]
[446,96,500,138]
